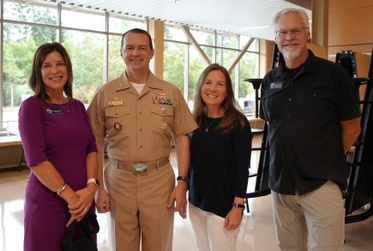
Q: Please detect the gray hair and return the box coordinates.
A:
[273,8,309,30]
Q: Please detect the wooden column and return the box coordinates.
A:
[311,0,329,53]
[148,19,165,79]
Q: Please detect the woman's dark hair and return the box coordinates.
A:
[192,63,247,134]
[120,28,154,51]
[29,42,73,104]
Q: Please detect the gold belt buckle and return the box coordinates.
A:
[133,163,148,173]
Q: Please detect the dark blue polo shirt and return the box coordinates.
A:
[260,50,361,195]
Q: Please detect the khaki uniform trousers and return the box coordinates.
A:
[272,180,345,251]
[105,161,175,251]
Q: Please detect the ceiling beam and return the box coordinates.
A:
[180,25,212,66]
[228,37,255,74]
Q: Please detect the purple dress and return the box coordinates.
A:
[18,96,98,251]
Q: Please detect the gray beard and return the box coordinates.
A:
[282,48,301,61]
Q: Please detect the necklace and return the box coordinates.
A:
[57,102,70,113]
[205,118,216,132]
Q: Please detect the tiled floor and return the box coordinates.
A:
[1,134,373,250]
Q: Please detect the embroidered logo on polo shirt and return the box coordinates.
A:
[270,82,283,89]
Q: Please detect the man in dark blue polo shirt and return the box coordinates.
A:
[260,8,361,251]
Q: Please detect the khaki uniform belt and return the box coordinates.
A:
[109,157,170,172]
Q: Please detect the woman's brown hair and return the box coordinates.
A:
[192,63,247,134]
[29,42,73,104]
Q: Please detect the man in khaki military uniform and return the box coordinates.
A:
[87,28,198,251]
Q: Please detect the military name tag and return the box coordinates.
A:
[109,100,124,106]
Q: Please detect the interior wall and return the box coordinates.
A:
[328,0,373,60]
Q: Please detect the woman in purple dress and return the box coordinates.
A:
[18,42,99,251]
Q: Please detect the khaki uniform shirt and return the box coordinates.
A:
[87,71,198,163]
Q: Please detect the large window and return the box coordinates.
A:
[2,0,60,128]
[62,30,106,103]
[163,25,259,113]
[0,0,260,138]
[4,0,57,25]
[0,0,143,135]
[61,8,105,31]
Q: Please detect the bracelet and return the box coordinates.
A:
[177,176,189,186]
[232,203,245,210]
[86,186,95,196]
[56,183,67,195]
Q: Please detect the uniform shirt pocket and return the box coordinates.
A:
[105,106,130,136]
[151,105,174,136]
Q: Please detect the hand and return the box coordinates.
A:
[96,187,110,213]
[67,187,94,224]
[224,207,243,231]
[167,182,188,219]
[65,193,79,227]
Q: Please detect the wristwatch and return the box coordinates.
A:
[87,178,100,187]
[232,203,245,210]
[177,176,189,186]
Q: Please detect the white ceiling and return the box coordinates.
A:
[49,0,312,41]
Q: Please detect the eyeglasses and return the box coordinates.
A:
[275,27,309,37]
